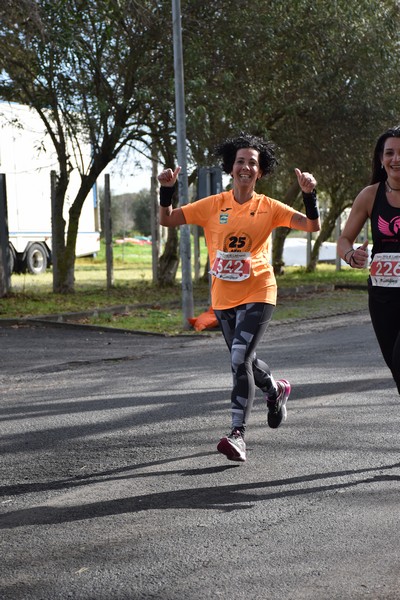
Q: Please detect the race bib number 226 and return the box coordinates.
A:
[370,253,400,287]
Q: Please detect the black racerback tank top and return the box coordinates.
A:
[370,181,400,259]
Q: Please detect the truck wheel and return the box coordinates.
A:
[26,243,48,275]
[8,245,16,274]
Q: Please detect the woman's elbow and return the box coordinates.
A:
[159,214,168,227]
[159,208,173,227]
[159,207,185,227]
[308,218,321,232]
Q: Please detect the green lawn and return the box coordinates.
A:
[2,240,370,334]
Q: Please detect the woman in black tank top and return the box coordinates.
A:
[337,126,400,394]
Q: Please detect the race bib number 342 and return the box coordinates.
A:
[370,253,400,287]
[209,251,251,281]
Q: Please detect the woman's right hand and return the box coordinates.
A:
[350,239,369,268]
[158,166,181,187]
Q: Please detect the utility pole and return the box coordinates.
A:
[172,0,194,327]
[150,143,160,283]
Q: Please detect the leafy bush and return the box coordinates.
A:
[132,192,151,236]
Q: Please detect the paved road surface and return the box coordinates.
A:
[0,312,399,600]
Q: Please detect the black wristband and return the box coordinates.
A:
[159,185,175,207]
[302,190,319,220]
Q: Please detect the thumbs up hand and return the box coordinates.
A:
[351,239,369,269]
[158,166,181,187]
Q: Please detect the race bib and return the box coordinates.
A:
[209,250,251,281]
[370,253,400,287]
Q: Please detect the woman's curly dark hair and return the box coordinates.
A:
[214,132,277,177]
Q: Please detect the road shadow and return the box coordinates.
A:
[1,458,399,529]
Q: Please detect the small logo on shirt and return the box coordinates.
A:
[250,210,268,216]
[220,214,229,224]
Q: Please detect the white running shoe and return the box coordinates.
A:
[217,428,246,462]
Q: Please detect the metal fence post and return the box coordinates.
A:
[0,174,10,295]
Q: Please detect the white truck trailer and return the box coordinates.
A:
[0,101,100,274]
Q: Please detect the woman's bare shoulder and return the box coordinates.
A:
[353,182,379,215]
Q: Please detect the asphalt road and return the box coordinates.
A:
[1,311,399,600]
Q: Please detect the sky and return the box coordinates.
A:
[106,152,153,195]
[104,148,231,196]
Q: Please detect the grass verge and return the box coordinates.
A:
[1,254,371,334]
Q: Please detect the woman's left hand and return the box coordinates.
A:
[295,168,317,193]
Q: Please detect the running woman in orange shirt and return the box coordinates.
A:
[158,133,321,463]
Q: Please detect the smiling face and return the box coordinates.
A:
[231,147,262,190]
[382,137,400,183]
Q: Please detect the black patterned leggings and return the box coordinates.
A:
[214,302,278,432]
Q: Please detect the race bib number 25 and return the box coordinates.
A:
[370,253,400,287]
[209,251,251,281]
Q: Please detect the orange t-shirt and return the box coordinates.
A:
[181,190,297,310]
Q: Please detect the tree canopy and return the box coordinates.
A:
[0,0,170,291]
[0,0,399,294]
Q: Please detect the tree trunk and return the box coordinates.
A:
[158,226,179,285]
[272,227,291,275]
[52,172,95,293]
[52,208,79,293]
[51,170,69,293]
[308,206,343,272]
[201,254,210,282]
[270,180,302,274]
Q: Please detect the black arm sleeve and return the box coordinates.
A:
[159,186,175,207]
[302,191,319,220]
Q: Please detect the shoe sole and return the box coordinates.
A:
[268,379,291,429]
[217,437,246,462]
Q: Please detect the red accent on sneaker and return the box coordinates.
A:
[217,432,246,462]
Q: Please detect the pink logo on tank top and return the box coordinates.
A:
[378,215,400,237]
